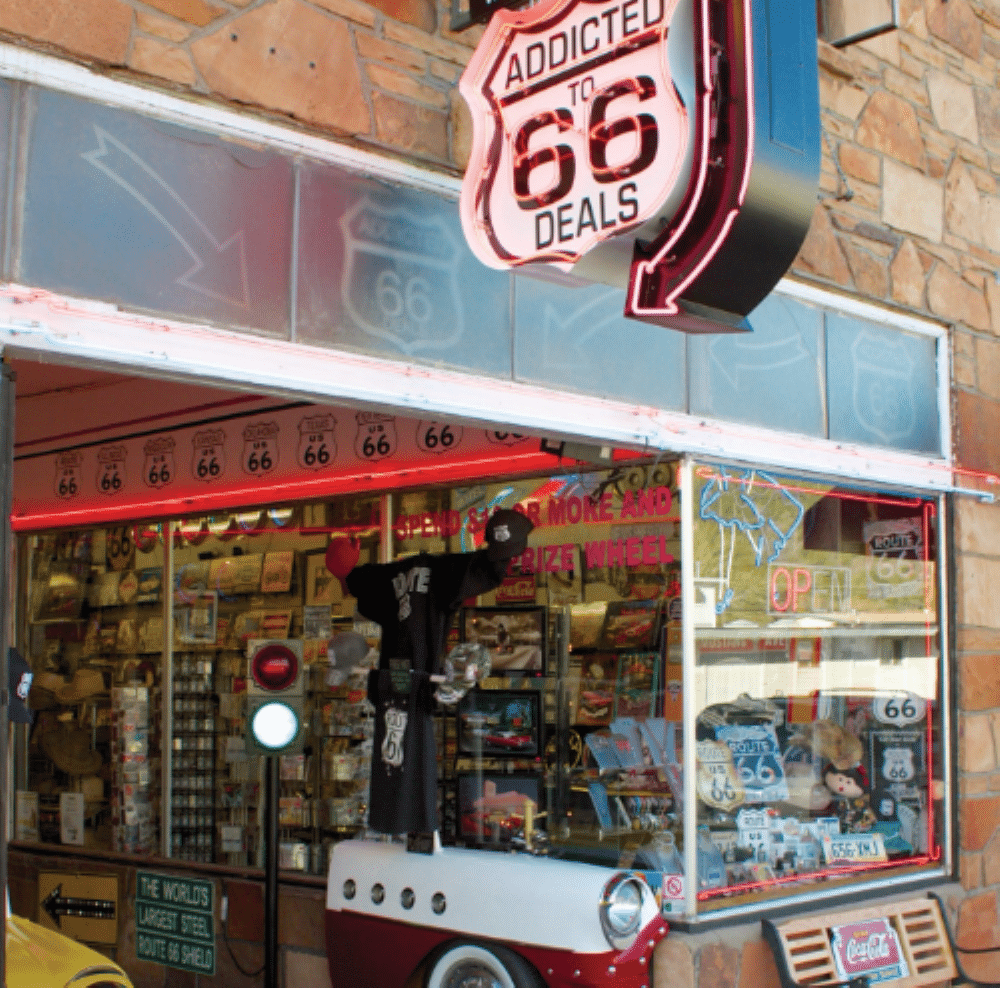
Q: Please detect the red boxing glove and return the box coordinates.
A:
[325,537,360,578]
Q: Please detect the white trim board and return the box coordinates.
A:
[0,283,955,494]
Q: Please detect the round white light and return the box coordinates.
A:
[251,702,299,750]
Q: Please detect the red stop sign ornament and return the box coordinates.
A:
[460,0,820,333]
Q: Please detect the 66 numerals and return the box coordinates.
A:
[416,421,463,455]
[511,76,659,210]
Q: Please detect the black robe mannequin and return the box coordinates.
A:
[331,509,533,835]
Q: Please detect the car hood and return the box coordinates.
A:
[7,915,132,988]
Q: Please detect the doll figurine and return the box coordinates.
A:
[823,762,876,832]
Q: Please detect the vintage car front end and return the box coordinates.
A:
[326,838,666,988]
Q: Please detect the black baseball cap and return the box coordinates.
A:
[485,508,534,561]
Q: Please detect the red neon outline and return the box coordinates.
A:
[626,0,755,321]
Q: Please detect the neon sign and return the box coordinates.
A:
[460,0,820,333]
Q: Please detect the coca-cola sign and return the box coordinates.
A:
[459,0,820,334]
[831,919,910,984]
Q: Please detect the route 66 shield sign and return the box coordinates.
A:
[54,451,84,500]
[341,198,464,354]
[242,422,279,477]
[354,412,398,463]
[297,414,337,471]
[461,0,687,270]
[96,445,127,497]
[192,429,226,483]
[460,0,820,332]
[143,437,176,490]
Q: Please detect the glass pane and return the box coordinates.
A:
[380,467,684,881]
[295,163,513,376]
[692,462,943,910]
[826,314,941,454]
[22,88,294,335]
[513,278,687,409]
[169,498,380,868]
[688,292,825,434]
[19,524,167,853]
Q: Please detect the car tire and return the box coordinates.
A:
[424,941,544,988]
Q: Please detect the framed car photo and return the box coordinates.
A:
[456,772,543,844]
[461,606,546,675]
[457,689,541,758]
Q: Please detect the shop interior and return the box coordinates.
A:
[6,356,946,918]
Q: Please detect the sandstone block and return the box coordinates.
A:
[927,0,982,60]
[655,938,694,988]
[975,336,1000,401]
[141,0,225,27]
[366,0,436,31]
[956,390,1000,477]
[844,242,889,297]
[883,159,942,242]
[373,91,448,161]
[960,795,1000,851]
[957,553,1000,630]
[955,498,1000,556]
[451,89,473,171]
[977,87,1000,156]
[928,70,980,143]
[960,713,998,774]
[356,34,426,73]
[738,940,781,988]
[857,91,926,168]
[961,851,984,890]
[987,277,1000,336]
[698,943,740,988]
[890,238,925,308]
[192,0,371,137]
[839,144,880,184]
[928,262,990,330]
[136,11,193,42]
[308,0,378,28]
[366,63,449,109]
[981,196,1000,256]
[793,205,852,285]
[129,37,197,86]
[0,0,132,62]
[946,161,983,244]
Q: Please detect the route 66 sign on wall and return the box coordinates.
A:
[297,414,337,471]
[459,0,819,333]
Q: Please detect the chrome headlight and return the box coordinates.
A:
[599,873,646,950]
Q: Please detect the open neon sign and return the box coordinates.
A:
[460,0,820,333]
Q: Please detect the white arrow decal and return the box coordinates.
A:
[82,126,250,309]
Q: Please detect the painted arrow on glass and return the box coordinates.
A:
[82,126,250,309]
[42,884,116,927]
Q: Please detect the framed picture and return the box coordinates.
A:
[456,773,543,843]
[461,606,546,675]
[305,551,343,606]
[457,689,541,757]
[599,599,661,650]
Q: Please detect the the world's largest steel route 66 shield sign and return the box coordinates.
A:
[459,0,820,334]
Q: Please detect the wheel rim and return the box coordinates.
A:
[441,960,505,988]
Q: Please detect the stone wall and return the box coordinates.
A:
[3,0,1000,982]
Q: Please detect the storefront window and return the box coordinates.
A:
[691,462,944,911]
[13,456,948,919]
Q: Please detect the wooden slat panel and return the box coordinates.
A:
[769,898,960,988]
